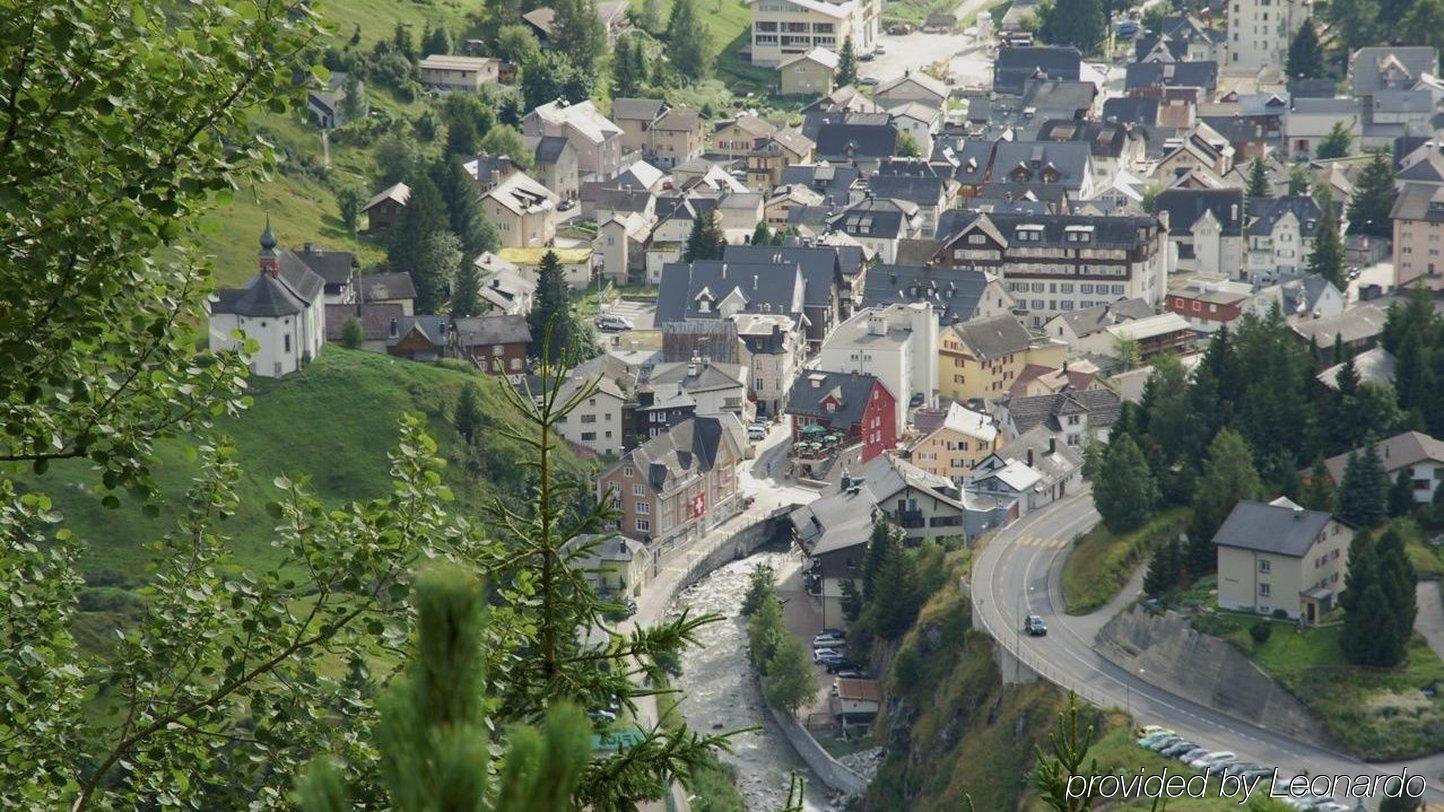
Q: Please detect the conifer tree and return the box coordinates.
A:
[553,0,607,73]
[1093,434,1158,532]
[1285,21,1325,79]
[455,384,483,445]
[1301,457,1336,512]
[1339,442,1389,528]
[751,220,773,246]
[683,210,726,261]
[837,36,858,87]
[528,250,578,364]
[1376,524,1418,640]
[666,0,711,80]
[1143,537,1182,598]
[451,258,482,318]
[1316,121,1353,159]
[388,173,449,283]
[432,156,499,258]
[1186,429,1263,573]
[1246,157,1272,198]
[861,519,895,603]
[1347,150,1398,238]
[1038,0,1107,54]
[1307,186,1347,289]
[1390,468,1418,517]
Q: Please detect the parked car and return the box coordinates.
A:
[1174,747,1209,763]
[1136,725,1171,737]
[858,75,879,85]
[1116,20,1139,37]
[1186,750,1234,769]
[747,424,768,441]
[1146,736,1185,752]
[873,44,887,54]
[1159,741,1196,758]
[1138,732,1178,749]
[813,633,846,648]
[820,627,846,638]
[834,669,864,679]
[595,314,634,332]
[825,659,861,674]
[623,599,638,616]
[1024,615,1047,636]
[558,199,577,211]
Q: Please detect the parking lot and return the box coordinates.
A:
[597,298,656,332]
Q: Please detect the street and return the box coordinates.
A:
[971,492,1444,807]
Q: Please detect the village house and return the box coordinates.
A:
[290,243,359,305]
[779,47,840,96]
[1008,359,1107,398]
[816,303,940,433]
[358,271,417,316]
[933,209,1172,329]
[1322,431,1444,504]
[971,425,1084,511]
[386,314,532,376]
[938,314,1068,404]
[711,114,779,159]
[646,107,707,169]
[555,375,628,457]
[1042,298,1157,349]
[417,55,501,92]
[861,265,1015,326]
[745,128,816,188]
[306,72,366,130]
[745,0,879,68]
[595,415,745,547]
[526,135,580,202]
[523,99,625,182]
[1245,195,1325,278]
[640,360,753,426]
[563,534,649,598]
[786,370,898,464]
[733,312,806,418]
[362,182,409,233]
[208,223,326,379]
[831,678,880,729]
[1225,0,1309,73]
[1391,181,1444,291]
[609,98,668,153]
[481,171,560,248]
[1165,276,1251,332]
[993,387,1122,447]
[324,302,404,352]
[906,401,998,484]
[1153,187,1246,277]
[1076,311,1195,361]
[1214,500,1352,624]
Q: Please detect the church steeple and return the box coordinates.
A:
[259,215,279,276]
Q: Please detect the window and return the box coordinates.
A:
[581,431,596,441]
[492,344,504,355]
[635,518,651,533]
[623,465,634,477]
[632,483,644,496]
[581,414,597,424]
[1259,559,1271,573]
[636,501,650,515]
[1258,582,1271,597]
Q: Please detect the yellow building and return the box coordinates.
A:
[938,314,1067,403]
[906,402,998,483]
[779,47,839,96]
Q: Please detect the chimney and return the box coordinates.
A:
[389,317,398,338]
[1048,437,1056,455]
[1027,449,1034,467]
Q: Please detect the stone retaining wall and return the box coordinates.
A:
[764,703,871,796]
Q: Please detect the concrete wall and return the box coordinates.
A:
[764,703,871,796]
[1095,607,1333,748]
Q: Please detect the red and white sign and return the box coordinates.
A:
[689,492,707,519]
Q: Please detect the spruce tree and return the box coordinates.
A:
[612,36,642,98]
[413,231,462,314]
[1246,157,1272,198]
[455,384,483,445]
[1339,443,1389,528]
[552,0,607,73]
[1187,429,1263,574]
[451,257,481,317]
[1301,457,1336,512]
[340,317,364,349]
[1285,21,1325,79]
[682,209,725,261]
[1347,150,1398,238]
[666,0,711,80]
[837,36,858,87]
[432,156,499,258]
[1315,121,1353,159]
[1038,0,1107,54]
[387,173,449,283]
[1288,164,1311,196]
[1307,186,1347,289]
[528,250,577,365]
[1143,538,1181,598]
[1093,434,1158,532]
[1376,524,1418,641]
[751,220,773,246]
[1390,468,1418,517]
[861,519,895,603]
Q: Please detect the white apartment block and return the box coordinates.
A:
[1226,0,1311,74]
[746,0,879,68]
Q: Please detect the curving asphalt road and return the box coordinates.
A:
[970,491,1444,807]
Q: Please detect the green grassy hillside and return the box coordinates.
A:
[25,348,584,582]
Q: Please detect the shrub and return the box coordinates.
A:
[1272,608,1289,620]
[1249,620,1273,644]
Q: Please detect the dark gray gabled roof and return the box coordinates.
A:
[452,314,532,347]
[1154,187,1246,236]
[937,209,1160,250]
[814,121,899,160]
[861,265,996,325]
[785,369,882,429]
[360,271,418,302]
[865,173,949,206]
[655,260,807,324]
[1247,195,1324,239]
[1102,96,1160,127]
[533,135,570,165]
[1125,61,1219,92]
[1037,119,1136,159]
[1047,298,1155,337]
[994,46,1082,95]
[953,314,1034,360]
[610,97,666,122]
[626,415,736,493]
[1004,388,1122,435]
[828,203,905,239]
[722,244,847,309]
[779,163,862,204]
[945,139,998,185]
[325,302,405,341]
[1211,500,1338,557]
[291,245,358,287]
[1020,79,1097,115]
[990,141,1090,189]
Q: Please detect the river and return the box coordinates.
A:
[668,550,838,811]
